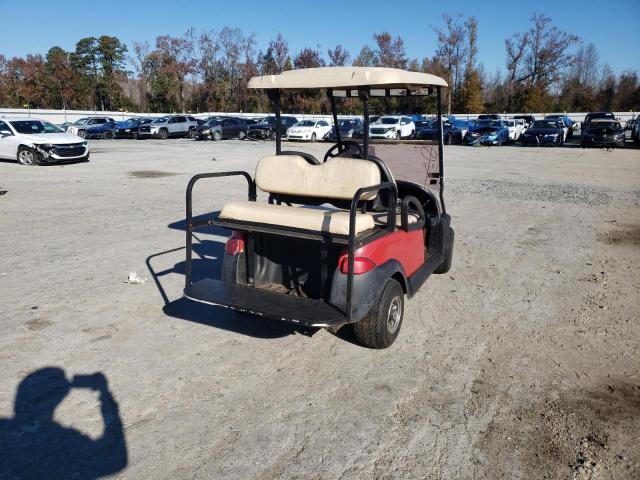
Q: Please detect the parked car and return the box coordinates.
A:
[242,118,260,127]
[0,117,89,165]
[196,117,249,141]
[477,114,501,120]
[452,119,470,138]
[464,120,510,146]
[369,116,415,139]
[632,115,640,145]
[115,118,153,139]
[580,119,626,148]
[520,119,565,146]
[545,115,574,140]
[505,119,525,142]
[247,116,298,140]
[66,117,115,138]
[138,115,198,140]
[85,121,118,139]
[286,119,332,142]
[512,115,536,128]
[325,118,364,141]
[582,112,615,132]
[415,119,463,144]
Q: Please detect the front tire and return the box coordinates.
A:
[104,131,114,139]
[212,131,222,141]
[187,129,196,139]
[435,228,454,274]
[158,129,168,140]
[311,132,316,142]
[353,278,404,349]
[238,130,247,140]
[17,146,41,166]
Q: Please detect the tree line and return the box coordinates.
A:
[0,14,638,115]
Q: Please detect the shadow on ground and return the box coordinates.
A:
[0,367,127,479]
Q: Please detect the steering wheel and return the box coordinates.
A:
[323,141,363,162]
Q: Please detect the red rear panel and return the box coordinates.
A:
[357,229,425,277]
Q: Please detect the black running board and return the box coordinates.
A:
[184,278,347,328]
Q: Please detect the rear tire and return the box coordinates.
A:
[435,228,454,274]
[17,146,41,166]
[104,131,114,139]
[311,132,316,142]
[212,131,222,141]
[132,132,139,140]
[238,130,246,140]
[158,129,168,140]
[187,129,196,139]
[353,278,404,349]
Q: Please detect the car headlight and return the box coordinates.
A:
[82,141,88,146]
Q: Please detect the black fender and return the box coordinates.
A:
[328,259,407,323]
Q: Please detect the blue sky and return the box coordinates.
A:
[1,0,639,75]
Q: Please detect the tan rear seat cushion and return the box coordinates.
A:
[219,202,418,236]
[255,155,381,201]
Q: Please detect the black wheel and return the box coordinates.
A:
[238,130,247,140]
[212,131,222,141]
[311,132,316,142]
[104,131,114,139]
[353,278,404,349]
[394,130,401,140]
[158,129,168,140]
[132,132,139,140]
[269,131,277,141]
[496,138,503,147]
[435,228,454,274]
[17,146,42,166]
[187,128,196,139]
[445,134,452,145]
[77,130,86,138]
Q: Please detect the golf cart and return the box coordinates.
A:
[183,67,454,348]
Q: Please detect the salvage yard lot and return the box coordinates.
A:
[1,139,639,478]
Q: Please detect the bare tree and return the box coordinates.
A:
[434,14,467,113]
[155,29,196,110]
[327,44,350,66]
[505,32,529,110]
[373,32,407,69]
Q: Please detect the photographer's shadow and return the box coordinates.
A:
[0,367,127,479]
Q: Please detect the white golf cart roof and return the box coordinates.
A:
[248,66,448,91]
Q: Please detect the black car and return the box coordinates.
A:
[248,116,298,140]
[196,117,248,141]
[582,112,615,132]
[581,119,626,148]
[416,119,463,144]
[325,118,364,141]
[477,114,501,120]
[115,118,153,139]
[512,115,536,128]
[520,120,565,146]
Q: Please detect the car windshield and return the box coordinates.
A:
[475,120,502,127]
[379,117,399,125]
[257,117,275,125]
[338,120,356,128]
[296,121,315,127]
[153,117,169,124]
[506,121,515,126]
[9,120,64,134]
[204,119,221,126]
[531,120,559,129]
[588,121,621,130]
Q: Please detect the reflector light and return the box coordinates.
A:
[225,231,245,255]
[338,256,376,275]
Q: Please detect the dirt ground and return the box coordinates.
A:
[0,138,639,479]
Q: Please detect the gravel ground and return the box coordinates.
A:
[0,138,639,479]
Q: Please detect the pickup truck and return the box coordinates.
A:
[138,115,198,140]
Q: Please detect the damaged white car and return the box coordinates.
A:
[0,118,89,165]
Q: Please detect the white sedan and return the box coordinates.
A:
[0,117,89,165]
[286,119,332,142]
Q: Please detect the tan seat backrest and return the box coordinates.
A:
[255,155,381,201]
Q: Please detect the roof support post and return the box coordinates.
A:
[328,89,342,146]
[268,89,282,154]
[437,86,446,214]
[360,89,370,160]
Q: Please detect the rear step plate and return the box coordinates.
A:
[184,278,346,327]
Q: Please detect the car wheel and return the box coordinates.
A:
[445,134,452,145]
[132,132,139,140]
[353,278,404,349]
[496,138,503,147]
[435,228,454,274]
[187,129,196,139]
[212,131,222,141]
[238,130,247,140]
[77,130,86,138]
[158,129,168,140]
[17,146,41,166]
[104,131,114,139]
[395,131,401,140]
[311,132,316,142]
